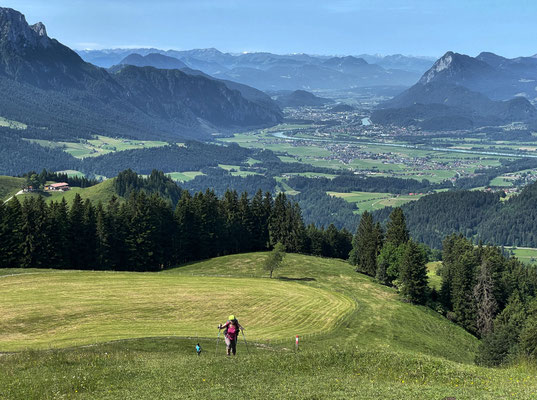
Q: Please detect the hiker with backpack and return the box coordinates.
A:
[218,315,244,356]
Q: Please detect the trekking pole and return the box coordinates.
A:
[241,329,250,355]
[215,327,221,356]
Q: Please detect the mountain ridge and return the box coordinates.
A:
[0,7,282,141]
[373,50,537,129]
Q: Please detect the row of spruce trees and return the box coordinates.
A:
[348,208,430,304]
[349,208,537,366]
[0,189,352,271]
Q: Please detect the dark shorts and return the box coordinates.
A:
[225,336,237,352]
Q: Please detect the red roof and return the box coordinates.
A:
[49,182,69,188]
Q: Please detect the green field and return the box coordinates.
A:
[27,135,169,159]
[427,261,442,291]
[0,269,352,351]
[0,176,24,202]
[218,164,261,177]
[510,247,537,265]
[219,129,530,192]
[3,253,537,399]
[328,191,425,213]
[55,170,86,178]
[17,179,117,205]
[490,176,514,187]
[0,116,27,130]
[167,171,205,182]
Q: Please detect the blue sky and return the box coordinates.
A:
[3,0,536,58]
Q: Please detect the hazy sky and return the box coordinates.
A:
[3,0,536,58]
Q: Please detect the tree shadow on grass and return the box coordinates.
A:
[277,276,316,282]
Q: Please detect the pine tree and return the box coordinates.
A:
[221,190,241,254]
[81,199,97,269]
[451,249,478,333]
[476,292,527,366]
[519,300,537,360]
[376,242,404,286]
[0,197,23,267]
[306,224,328,257]
[69,194,86,269]
[250,190,271,251]
[385,207,409,247]
[268,193,305,252]
[174,190,198,263]
[349,211,382,276]
[238,192,254,253]
[440,234,470,310]
[47,199,69,269]
[95,202,111,269]
[20,197,50,268]
[398,239,429,304]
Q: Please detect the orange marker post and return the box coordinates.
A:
[295,335,299,351]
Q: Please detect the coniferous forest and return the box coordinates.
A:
[350,207,537,366]
[0,186,352,272]
[4,166,537,366]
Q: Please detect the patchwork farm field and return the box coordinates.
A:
[219,126,537,195]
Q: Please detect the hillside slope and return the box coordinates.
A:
[0,252,477,363]
[374,180,537,248]
[6,253,537,399]
[0,175,24,201]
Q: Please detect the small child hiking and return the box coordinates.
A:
[196,343,202,356]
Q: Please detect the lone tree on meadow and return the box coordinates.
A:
[264,242,286,278]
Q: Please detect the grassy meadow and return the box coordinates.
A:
[0,176,24,202]
[510,247,537,265]
[16,179,117,205]
[4,253,533,399]
[0,253,537,399]
[327,191,425,213]
[166,171,205,182]
[0,116,27,130]
[26,135,169,159]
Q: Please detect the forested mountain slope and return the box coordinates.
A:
[0,7,282,142]
[375,182,537,248]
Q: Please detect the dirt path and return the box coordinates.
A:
[3,190,23,204]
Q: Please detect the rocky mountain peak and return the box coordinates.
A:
[419,51,455,83]
[0,7,50,49]
[31,22,47,37]
[418,51,495,85]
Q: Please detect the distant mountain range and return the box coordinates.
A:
[115,53,281,115]
[0,8,282,142]
[357,54,437,74]
[78,48,432,91]
[372,51,537,130]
